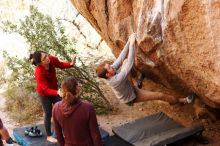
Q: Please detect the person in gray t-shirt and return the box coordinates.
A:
[96,33,193,105]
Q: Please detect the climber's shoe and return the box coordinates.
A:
[137,74,145,89]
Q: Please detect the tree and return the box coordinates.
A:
[2,6,111,116]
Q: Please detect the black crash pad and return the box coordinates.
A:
[104,135,133,146]
[112,112,204,146]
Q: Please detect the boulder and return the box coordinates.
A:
[70,0,220,108]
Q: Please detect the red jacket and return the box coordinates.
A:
[53,100,103,146]
[35,56,72,97]
[0,118,3,146]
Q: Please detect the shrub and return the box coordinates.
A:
[5,86,42,123]
[2,6,112,123]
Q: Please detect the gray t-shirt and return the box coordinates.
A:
[108,40,136,103]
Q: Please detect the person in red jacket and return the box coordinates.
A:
[53,76,103,146]
[29,51,75,143]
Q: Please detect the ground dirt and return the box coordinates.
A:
[97,79,220,146]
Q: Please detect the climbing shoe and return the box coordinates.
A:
[186,94,195,103]
[137,74,145,89]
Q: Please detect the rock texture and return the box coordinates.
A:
[70,0,220,108]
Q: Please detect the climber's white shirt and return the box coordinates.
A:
[108,39,136,103]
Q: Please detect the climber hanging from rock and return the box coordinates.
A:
[96,33,194,105]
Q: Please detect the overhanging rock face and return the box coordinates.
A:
[70,0,220,108]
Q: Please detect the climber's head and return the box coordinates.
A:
[96,61,115,79]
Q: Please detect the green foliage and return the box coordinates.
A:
[5,86,42,123]
[0,64,7,86]
[2,6,111,122]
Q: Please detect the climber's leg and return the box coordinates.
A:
[133,86,179,104]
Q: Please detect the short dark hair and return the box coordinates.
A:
[96,61,109,79]
[29,50,47,66]
[96,60,114,79]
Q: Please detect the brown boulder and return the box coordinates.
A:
[70,0,220,108]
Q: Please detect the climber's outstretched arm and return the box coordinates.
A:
[111,40,130,70]
[113,34,136,83]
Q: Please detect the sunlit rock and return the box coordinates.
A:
[70,0,220,108]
